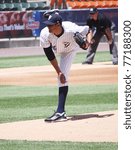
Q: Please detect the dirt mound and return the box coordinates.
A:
[0,110,117,142]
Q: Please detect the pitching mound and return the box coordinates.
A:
[0,110,117,142]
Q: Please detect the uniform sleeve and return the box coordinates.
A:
[63,22,89,36]
[78,25,89,36]
[40,27,51,48]
[71,22,89,36]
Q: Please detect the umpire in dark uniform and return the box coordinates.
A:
[82,8,118,65]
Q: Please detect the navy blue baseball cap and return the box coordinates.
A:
[43,9,59,18]
[44,14,62,26]
[89,8,98,14]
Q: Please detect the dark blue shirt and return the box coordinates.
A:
[87,13,112,32]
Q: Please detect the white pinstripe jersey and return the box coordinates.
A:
[40,21,89,53]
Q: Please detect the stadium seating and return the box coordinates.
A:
[21,2,30,10]
[21,0,27,2]
[0,0,5,4]
[88,0,97,8]
[13,2,23,10]
[66,0,93,9]
[0,0,49,11]
[26,2,38,10]
[0,0,118,11]
[69,0,84,9]
[12,0,27,2]
[0,4,7,11]
[95,1,106,8]
[5,3,18,10]
[66,0,118,9]
[81,1,92,8]
[13,0,21,3]
[107,1,118,7]
[4,0,13,3]
[36,2,49,10]
[0,3,18,11]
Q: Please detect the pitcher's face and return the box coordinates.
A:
[47,23,62,35]
[47,24,57,33]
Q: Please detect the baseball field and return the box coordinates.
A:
[0,50,118,150]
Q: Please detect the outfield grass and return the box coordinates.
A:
[0,51,111,68]
[0,84,117,123]
[0,140,118,150]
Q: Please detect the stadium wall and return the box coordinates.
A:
[0,8,118,48]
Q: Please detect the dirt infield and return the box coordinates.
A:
[0,62,118,142]
[0,110,117,142]
[0,62,117,86]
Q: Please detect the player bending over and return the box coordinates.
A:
[40,13,90,122]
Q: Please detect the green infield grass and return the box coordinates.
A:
[0,51,111,68]
[0,140,118,150]
[0,84,117,123]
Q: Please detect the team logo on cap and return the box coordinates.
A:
[48,15,52,20]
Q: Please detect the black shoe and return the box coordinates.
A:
[82,61,92,64]
[113,62,118,65]
[45,112,67,122]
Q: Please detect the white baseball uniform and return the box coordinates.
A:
[40,21,89,87]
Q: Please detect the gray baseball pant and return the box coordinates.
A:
[84,29,118,64]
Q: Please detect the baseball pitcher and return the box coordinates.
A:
[40,13,90,122]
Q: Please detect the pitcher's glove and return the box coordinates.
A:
[74,32,88,50]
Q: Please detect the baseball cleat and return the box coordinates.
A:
[82,61,92,64]
[113,62,118,65]
[44,112,67,122]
